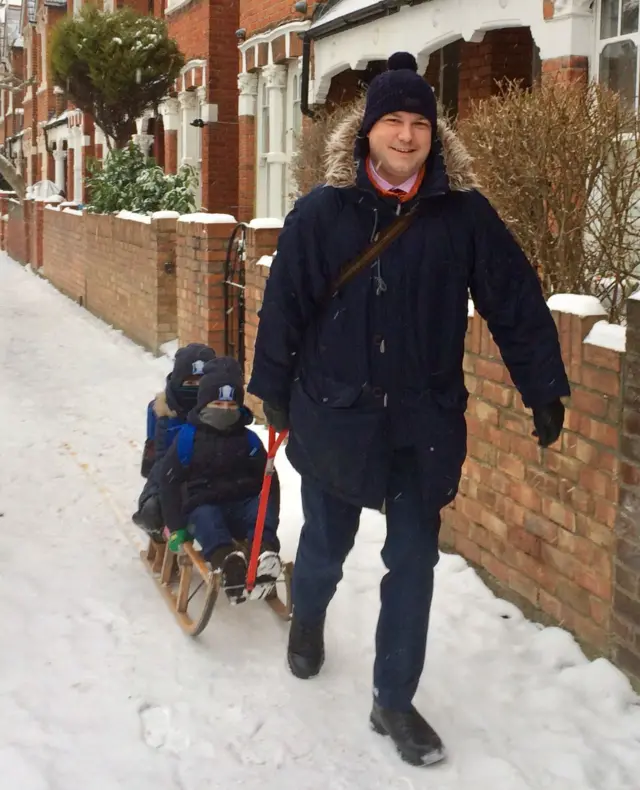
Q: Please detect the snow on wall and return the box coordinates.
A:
[178,213,237,225]
[249,218,284,230]
[547,294,607,318]
[584,321,626,353]
[468,294,625,353]
[151,211,180,221]
[116,210,151,224]
[256,254,274,268]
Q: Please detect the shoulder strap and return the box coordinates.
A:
[323,205,419,305]
[176,423,196,466]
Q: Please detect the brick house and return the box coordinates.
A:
[236,0,604,222]
[0,0,241,213]
[156,0,239,215]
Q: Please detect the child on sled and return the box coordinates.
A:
[132,342,217,538]
[158,356,281,603]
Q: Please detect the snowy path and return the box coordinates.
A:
[1,254,639,790]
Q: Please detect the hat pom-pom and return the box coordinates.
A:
[387,52,418,72]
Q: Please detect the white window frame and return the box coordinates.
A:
[595,0,640,108]
[285,57,302,214]
[255,71,270,218]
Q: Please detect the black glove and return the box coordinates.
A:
[532,399,565,448]
[263,402,289,432]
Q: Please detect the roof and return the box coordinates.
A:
[310,0,432,39]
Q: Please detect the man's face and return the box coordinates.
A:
[367,111,432,186]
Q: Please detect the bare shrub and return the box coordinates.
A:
[458,79,640,322]
[289,98,363,198]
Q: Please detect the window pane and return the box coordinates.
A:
[622,0,639,34]
[600,40,638,107]
[601,0,620,38]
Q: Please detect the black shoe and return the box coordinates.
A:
[370,701,446,767]
[222,550,248,604]
[287,613,325,679]
[132,496,164,539]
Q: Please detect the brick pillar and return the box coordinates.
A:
[541,56,589,83]
[32,200,45,269]
[201,0,239,216]
[238,114,256,222]
[165,130,178,175]
[243,223,281,420]
[613,296,640,687]
[175,216,237,351]
[150,213,179,350]
[539,0,592,83]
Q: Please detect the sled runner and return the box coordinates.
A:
[140,428,293,636]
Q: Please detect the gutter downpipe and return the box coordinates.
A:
[300,32,316,120]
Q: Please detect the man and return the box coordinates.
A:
[248,52,569,767]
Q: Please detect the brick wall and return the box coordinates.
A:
[458,28,535,119]
[239,238,640,684]
[42,207,85,300]
[42,208,178,352]
[240,0,322,37]
[6,198,31,265]
[614,297,640,682]
[166,0,239,216]
[243,224,279,419]
[442,307,621,656]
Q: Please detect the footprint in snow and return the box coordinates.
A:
[139,704,190,754]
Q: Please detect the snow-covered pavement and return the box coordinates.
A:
[1,253,639,790]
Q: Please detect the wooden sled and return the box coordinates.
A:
[141,537,293,637]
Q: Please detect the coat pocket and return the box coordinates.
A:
[414,405,467,511]
[288,377,387,508]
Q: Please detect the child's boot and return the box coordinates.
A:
[208,545,247,604]
[247,542,282,600]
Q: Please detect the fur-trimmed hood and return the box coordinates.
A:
[324,98,479,193]
[153,390,177,419]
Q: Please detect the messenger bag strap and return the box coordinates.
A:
[323,204,419,305]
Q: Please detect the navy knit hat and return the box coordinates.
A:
[171,343,216,386]
[196,356,245,410]
[360,52,437,138]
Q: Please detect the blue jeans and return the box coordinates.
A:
[187,496,280,559]
[292,449,440,711]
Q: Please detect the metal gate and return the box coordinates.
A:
[224,223,248,368]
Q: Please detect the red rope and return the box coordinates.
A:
[245,426,288,591]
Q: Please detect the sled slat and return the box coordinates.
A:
[160,544,175,585]
[176,561,193,613]
[183,542,212,581]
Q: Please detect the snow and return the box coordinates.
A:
[468,298,475,317]
[249,218,285,230]
[117,210,152,224]
[310,0,379,30]
[151,210,180,221]
[159,337,179,360]
[256,254,273,268]
[584,321,627,353]
[44,204,61,212]
[178,212,237,225]
[1,253,640,788]
[547,294,607,318]
[62,207,83,216]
